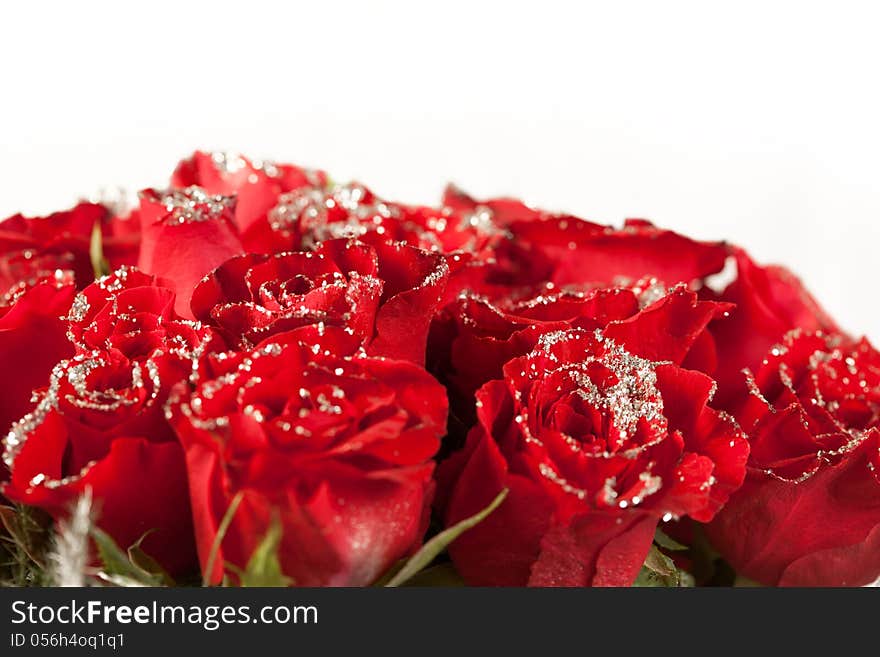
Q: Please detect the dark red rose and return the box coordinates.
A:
[706,330,880,586]
[706,247,840,405]
[171,150,327,246]
[168,326,448,586]
[0,273,76,470]
[1,268,219,574]
[0,202,139,292]
[137,187,245,319]
[437,292,748,586]
[191,237,449,364]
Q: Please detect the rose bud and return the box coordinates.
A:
[706,330,880,586]
[0,202,139,291]
[171,150,327,243]
[437,295,748,586]
[1,267,220,574]
[137,187,245,319]
[191,237,448,364]
[0,272,76,475]
[168,325,448,586]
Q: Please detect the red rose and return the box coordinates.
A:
[442,183,565,227]
[168,326,448,586]
[0,273,76,471]
[235,179,501,304]
[706,330,880,586]
[191,237,449,364]
[514,217,729,291]
[431,280,724,409]
[441,187,730,293]
[173,154,502,294]
[707,247,840,405]
[0,202,139,291]
[1,267,218,574]
[171,150,327,247]
[437,291,748,586]
[175,154,507,303]
[137,187,245,319]
[263,181,504,256]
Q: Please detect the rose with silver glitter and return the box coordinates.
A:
[1,266,223,576]
[438,313,748,586]
[191,237,448,364]
[167,324,448,586]
[707,329,880,586]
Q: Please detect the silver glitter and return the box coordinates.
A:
[141,186,236,225]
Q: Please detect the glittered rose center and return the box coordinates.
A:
[753,332,880,434]
[141,186,236,225]
[744,331,880,481]
[501,329,679,512]
[524,331,668,457]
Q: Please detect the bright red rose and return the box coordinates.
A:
[168,326,448,586]
[706,330,880,586]
[137,187,245,319]
[707,247,840,405]
[0,202,139,292]
[0,272,76,470]
[437,293,748,586]
[191,237,449,364]
[1,268,219,574]
[171,150,327,246]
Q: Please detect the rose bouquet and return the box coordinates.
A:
[1,151,877,587]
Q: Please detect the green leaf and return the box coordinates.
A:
[386,488,508,587]
[239,515,292,587]
[91,527,161,586]
[633,544,692,587]
[127,532,174,586]
[654,527,688,551]
[89,218,110,279]
[203,491,244,587]
[644,544,677,576]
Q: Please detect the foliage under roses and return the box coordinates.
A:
[1,150,878,587]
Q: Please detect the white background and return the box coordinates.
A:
[2,1,878,339]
